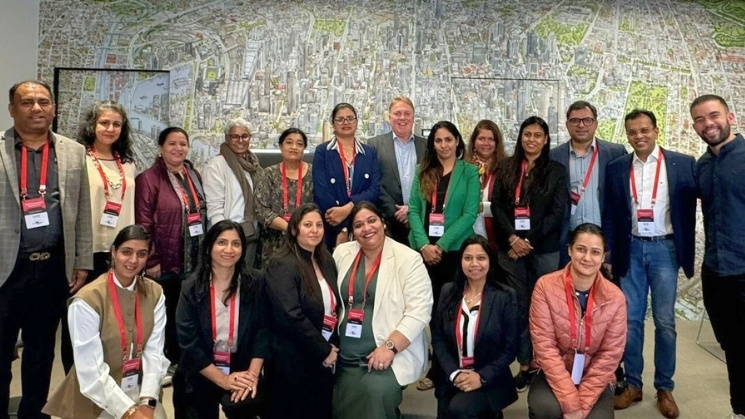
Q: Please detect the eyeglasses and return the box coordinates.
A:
[568,117,596,127]
[333,116,357,124]
[229,134,251,141]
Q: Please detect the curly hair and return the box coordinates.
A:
[76,101,134,163]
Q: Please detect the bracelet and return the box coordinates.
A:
[419,244,428,252]
[122,405,138,419]
[509,237,520,246]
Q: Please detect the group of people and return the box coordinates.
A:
[0,79,742,419]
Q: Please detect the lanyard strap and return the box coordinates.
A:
[337,142,356,197]
[455,298,482,357]
[210,281,237,350]
[323,278,337,315]
[572,144,599,199]
[281,162,303,214]
[107,271,143,362]
[347,249,382,307]
[630,149,664,207]
[564,269,595,352]
[20,141,50,198]
[88,148,127,201]
[514,160,528,205]
[430,176,453,213]
[174,170,200,213]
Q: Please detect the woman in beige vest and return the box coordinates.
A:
[44,225,169,419]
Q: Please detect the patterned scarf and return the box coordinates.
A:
[219,142,260,236]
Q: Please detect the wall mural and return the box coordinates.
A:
[37,0,745,319]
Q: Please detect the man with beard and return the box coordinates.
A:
[692,94,745,418]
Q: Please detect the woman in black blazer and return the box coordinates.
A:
[264,203,341,419]
[432,235,519,419]
[490,116,567,390]
[173,220,271,419]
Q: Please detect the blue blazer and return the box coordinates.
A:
[312,139,381,247]
[602,149,697,278]
[550,138,627,258]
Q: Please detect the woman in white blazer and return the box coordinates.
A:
[332,201,433,419]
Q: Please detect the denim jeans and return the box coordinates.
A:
[620,237,678,391]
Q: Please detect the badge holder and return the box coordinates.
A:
[637,209,655,236]
[345,308,364,338]
[571,351,585,385]
[22,196,50,229]
[428,213,445,237]
[461,356,475,369]
[514,206,531,231]
[121,355,141,392]
[570,191,581,215]
[214,351,231,375]
[101,201,122,227]
[322,314,337,341]
[187,212,204,237]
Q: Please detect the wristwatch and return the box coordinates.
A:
[139,398,157,409]
[385,340,398,354]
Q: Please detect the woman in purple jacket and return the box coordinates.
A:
[135,126,207,375]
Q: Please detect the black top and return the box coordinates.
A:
[425,172,451,244]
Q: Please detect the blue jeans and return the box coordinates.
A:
[620,237,678,391]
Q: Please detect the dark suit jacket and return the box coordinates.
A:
[549,139,627,255]
[175,269,272,380]
[490,158,568,253]
[602,149,697,278]
[432,282,519,413]
[312,140,381,247]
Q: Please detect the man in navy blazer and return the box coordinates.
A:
[603,110,696,419]
[549,101,626,268]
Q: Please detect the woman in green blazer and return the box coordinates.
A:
[408,121,481,390]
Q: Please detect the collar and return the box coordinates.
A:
[112,271,137,291]
[393,133,415,145]
[327,137,366,155]
[569,137,596,157]
[13,129,54,149]
[708,133,744,158]
[632,144,661,165]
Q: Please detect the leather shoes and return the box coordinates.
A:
[614,386,642,410]
[657,390,680,418]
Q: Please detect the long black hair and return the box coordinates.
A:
[274,203,333,300]
[499,116,552,204]
[77,101,134,163]
[194,220,261,303]
[438,235,504,322]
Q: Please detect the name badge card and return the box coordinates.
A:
[637,209,655,236]
[461,356,475,369]
[514,207,531,231]
[570,191,581,215]
[22,197,50,229]
[345,308,364,338]
[214,351,231,375]
[121,357,141,392]
[187,213,204,237]
[322,314,337,341]
[428,213,445,237]
[100,201,122,227]
[283,213,291,222]
[571,352,585,385]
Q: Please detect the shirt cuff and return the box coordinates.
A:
[449,369,462,382]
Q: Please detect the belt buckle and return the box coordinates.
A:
[29,252,51,261]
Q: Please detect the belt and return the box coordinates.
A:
[19,251,54,262]
[632,234,674,242]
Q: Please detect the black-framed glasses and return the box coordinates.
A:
[229,134,251,141]
[333,116,357,124]
[568,117,596,127]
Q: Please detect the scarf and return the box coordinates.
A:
[220,142,260,236]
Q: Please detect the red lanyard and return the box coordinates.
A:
[564,269,595,352]
[455,298,482,356]
[281,162,303,214]
[19,141,50,198]
[573,144,599,196]
[347,249,382,307]
[337,142,356,197]
[210,282,237,350]
[630,149,664,207]
[107,271,143,362]
[88,148,127,201]
[430,176,453,213]
[174,170,201,213]
[514,160,528,205]
[482,172,495,192]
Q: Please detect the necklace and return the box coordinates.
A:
[464,291,482,304]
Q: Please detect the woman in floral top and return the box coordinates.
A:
[255,128,314,267]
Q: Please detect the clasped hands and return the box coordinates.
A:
[222,370,258,402]
[366,344,395,372]
[507,235,533,260]
[421,243,442,265]
[453,370,483,392]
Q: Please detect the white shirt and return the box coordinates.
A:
[449,298,481,381]
[68,275,169,419]
[630,145,673,237]
[204,155,256,227]
[319,276,335,316]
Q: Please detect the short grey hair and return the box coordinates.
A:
[224,117,252,139]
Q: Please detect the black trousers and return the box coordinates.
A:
[437,388,497,419]
[0,254,67,419]
[701,265,745,414]
[173,369,265,419]
[527,372,613,419]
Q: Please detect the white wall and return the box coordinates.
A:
[0,0,40,129]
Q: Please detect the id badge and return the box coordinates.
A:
[428,213,445,237]
[322,314,337,341]
[461,356,475,369]
[187,212,204,237]
[345,308,364,338]
[121,357,141,392]
[514,206,531,231]
[571,352,585,385]
[22,197,50,229]
[283,213,291,222]
[100,201,122,227]
[214,351,231,375]
[637,209,655,236]
[570,191,581,215]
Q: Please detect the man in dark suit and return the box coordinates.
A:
[603,109,696,419]
[549,100,626,269]
[367,97,426,245]
[0,81,92,418]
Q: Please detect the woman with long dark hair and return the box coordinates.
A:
[172,220,270,418]
[264,203,341,418]
[432,235,518,418]
[490,116,568,391]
